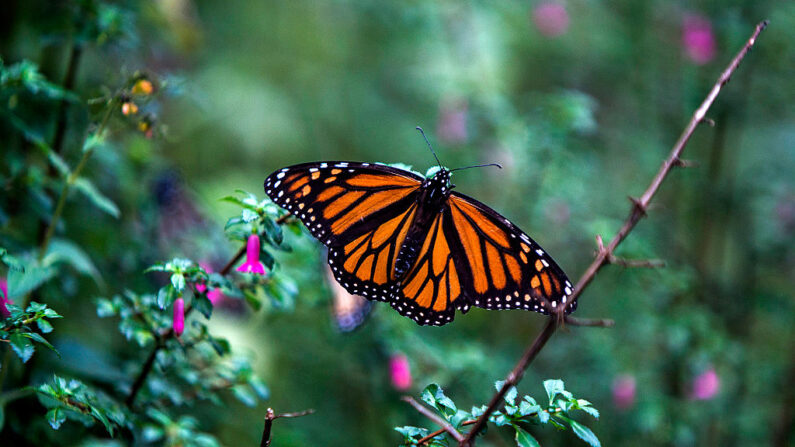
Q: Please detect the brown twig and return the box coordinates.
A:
[460,318,557,445]
[260,407,315,447]
[595,235,665,269]
[402,396,465,442]
[459,20,769,446]
[417,420,478,445]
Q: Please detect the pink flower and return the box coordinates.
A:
[389,353,412,391]
[237,234,266,275]
[532,2,569,38]
[173,297,185,336]
[206,288,224,305]
[612,375,636,410]
[0,278,11,318]
[683,14,716,65]
[436,99,469,145]
[691,368,720,400]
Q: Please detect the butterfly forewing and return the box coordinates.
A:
[265,162,423,304]
[264,162,423,246]
[443,193,575,315]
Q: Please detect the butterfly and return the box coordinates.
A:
[264,159,575,326]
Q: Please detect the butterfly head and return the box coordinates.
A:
[424,167,453,193]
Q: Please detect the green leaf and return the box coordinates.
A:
[9,333,35,362]
[558,416,601,447]
[0,248,25,272]
[421,383,457,416]
[44,239,102,284]
[262,217,283,245]
[25,332,58,354]
[514,425,541,447]
[46,407,66,430]
[73,177,120,218]
[193,294,213,319]
[82,131,105,153]
[7,262,55,297]
[543,379,566,403]
[505,386,518,406]
[170,273,186,292]
[231,385,257,407]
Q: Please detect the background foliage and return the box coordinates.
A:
[1,0,793,446]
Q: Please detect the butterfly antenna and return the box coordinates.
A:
[416,126,443,170]
[449,163,503,172]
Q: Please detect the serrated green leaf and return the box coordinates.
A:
[505,386,518,405]
[559,416,601,447]
[421,383,457,416]
[9,332,35,362]
[73,177,120,218]
[514,425,541,447]
[25,332,58,354]
[543,379,565,403]
[262,217,283,245]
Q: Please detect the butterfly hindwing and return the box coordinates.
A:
[443,193,575,315]
[391,212,461,325]
[326,200,419,303]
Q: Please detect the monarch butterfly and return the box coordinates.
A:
[264,144,575,326]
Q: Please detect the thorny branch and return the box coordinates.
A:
[458,20,769,446]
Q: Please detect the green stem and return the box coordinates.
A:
[37,98,116,265]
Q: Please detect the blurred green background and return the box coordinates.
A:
[1,0,793,445]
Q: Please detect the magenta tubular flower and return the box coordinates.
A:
[173,297,185,336]
[612,374,636,410]
[389,354,412,391]
[691,368,720,400]
[237,234,267,275]
[0,278,11,318]
[683,13,716,65]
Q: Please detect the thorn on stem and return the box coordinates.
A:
[628,196,648,216]
[699,117,716,127]
[673,158,698,168]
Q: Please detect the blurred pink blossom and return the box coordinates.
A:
[612,375,636,410]
[389,353,412,391]
[436,100,469,145]
[1,278,11,318]
[532,2,569,38]
[173,297,185,336]
[237,234,267,275]
[691,368,720,400]
[683,14,716,65]
[206,288,224,305]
